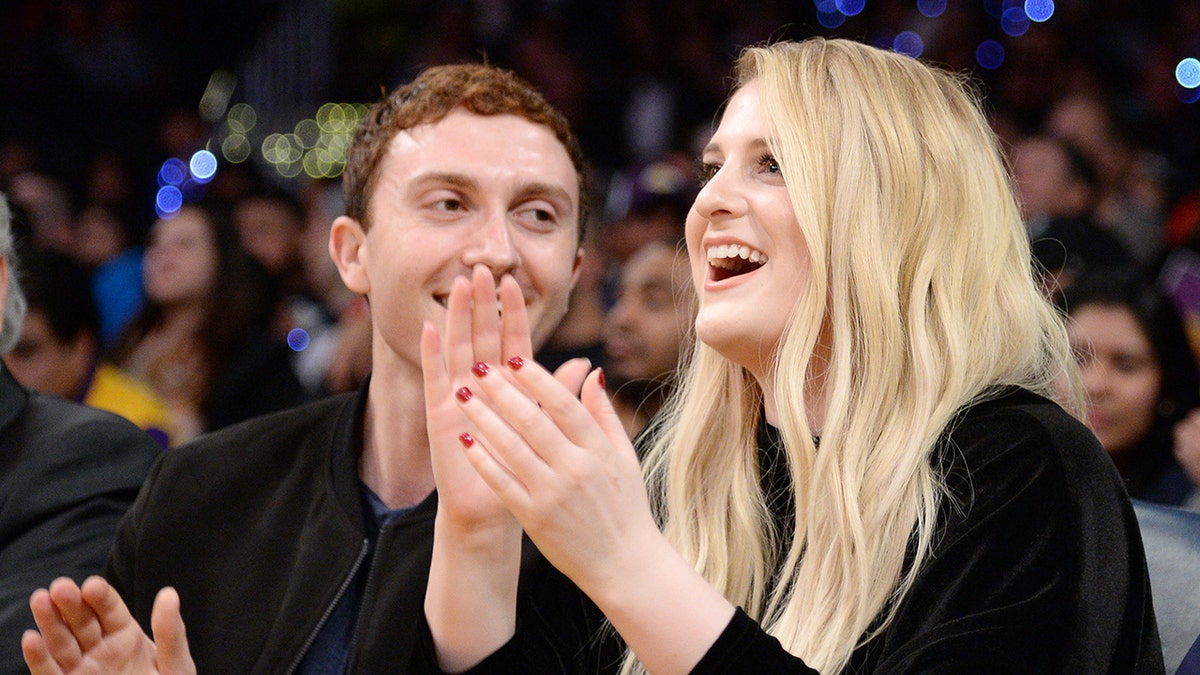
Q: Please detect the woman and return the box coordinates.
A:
[112,203,301,441]
[1065,267,1200,506]
[422,39,1160,673]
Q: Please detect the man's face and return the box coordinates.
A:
[3,308,92,399]
[604,242,693,384]
[336,109,582,376]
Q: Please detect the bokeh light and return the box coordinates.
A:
[189,150,218,182]
[157,158,187,187]
[226,103,257,134]
[1024,0,1054,22]
[222,134,252,163]
[1001,6,1030,36]
[816,0,847,29]
[1177,58,1200,89]
[155,185,183,215]
[835,0,865,17]
[287,328,310,352]
[917,0,946,18]
[893,31,924,58]
[976,40,1006,70]
[1178,84,1200,104]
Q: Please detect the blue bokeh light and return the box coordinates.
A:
[157,158,187,187]
[976,40,1006,70]
[816,0,847,29]
[1177,58,1200,89]
[1178,83,1200,104]
[835,0,865,16]
[1001,7,1030,36]
[917,0,946,18]
[983,0,1005,18]
[189,150,218,182]
[1024,0,1054,22]
[155,185,183,215]
[287,328,311,352]
[893,31,924,58]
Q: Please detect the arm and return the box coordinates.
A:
[451,309,736,675]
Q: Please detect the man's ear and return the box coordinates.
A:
[329,215,370,295]
[570,247,584,291]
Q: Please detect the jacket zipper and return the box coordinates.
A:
[286,538,371,675]
[341,520,394,673]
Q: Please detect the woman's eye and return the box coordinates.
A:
[695,160,719,186]
[759,154,780,174]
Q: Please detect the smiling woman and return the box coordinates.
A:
[422,37,1163,675]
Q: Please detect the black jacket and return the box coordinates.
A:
[464,388,1164,674]
[108,385,608,674]
[0,367,160,673]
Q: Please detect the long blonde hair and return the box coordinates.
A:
[635,38,1084,673]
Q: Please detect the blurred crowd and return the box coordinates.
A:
[2,0,1200,506]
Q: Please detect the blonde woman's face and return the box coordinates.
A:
[1069,304,1162,457]
[685,82,808,378]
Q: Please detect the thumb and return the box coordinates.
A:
[552,357,593,397]
[151,588,196,675]
[580,368,629,447]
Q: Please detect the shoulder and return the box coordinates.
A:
[4,392,160,487]
[154,393,356,481]
[946,388,1111,487]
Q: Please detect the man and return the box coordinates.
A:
[23,63,600,673]
[603,239,695,438]
[3,248,176,447]
[0,194,161,672]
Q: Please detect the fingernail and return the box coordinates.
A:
[507,355,525,370]
[455,386,473,402]
[597,367,606,389]
[472,362,489,377]
[459,432,474,448]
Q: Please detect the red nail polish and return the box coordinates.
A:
[455,387,473,402]
[507,355,525,370]
[459,432,474,448]
[597,368,606,389]
[472,362,489,377]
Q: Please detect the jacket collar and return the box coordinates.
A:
[0,365,30,434]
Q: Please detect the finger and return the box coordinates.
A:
[21,629,65,675]
[444,276,475,378]
[421,321,449,401]
[498,274,533,363]
[483,357,604,451]
[29,586,83,670]
[457,379,557,480]
[152,588,196,675]
[79,575,138,638]
[456,412,535,511]
[552,357,593,398]
[580,368,633,450]
[48,576,103,653]
[472,265,503,365]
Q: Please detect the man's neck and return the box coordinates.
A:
[360,364,435,510]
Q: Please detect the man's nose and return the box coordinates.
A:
[462,212,519,277]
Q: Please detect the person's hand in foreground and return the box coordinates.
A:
[22,576,195,675]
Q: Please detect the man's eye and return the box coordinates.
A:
[436,199,463,211]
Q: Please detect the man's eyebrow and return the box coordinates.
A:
[410,172,478,190]
[514,182,575,212]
